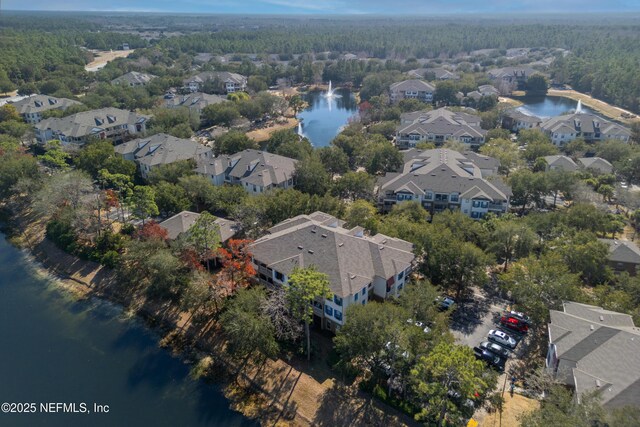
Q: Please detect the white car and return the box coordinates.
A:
[488,329,517,349]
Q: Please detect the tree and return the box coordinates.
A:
[479,138,521,175]
[185,211,221,271]
[293,156,331,195]
[201,102,240,127]
[286,266,332,360]
[331,171,374,201]
[411,342,489,426]
[75,140,136,178]
[214,130,258,155]
[563,138,587,157]
[148,160,196,185]
[0,151,39,198]
[216,239,256,292]
[0,105,21,122]
[509,169,548,212]
[318,146,349,177]
[526,75,548,95]
[130,186,159,224]
[556,231,610,285]
[519,386,607,427]
[365,140,403,175]
[220,287,279,358]
[153,181,191,217]
[344,200,379,233]
[521,139,559,163]
[38,140,70,170]
[434,81,458,106]
[288,95,305,116]
[487,219,536,271]
[546,169,577,207]
[499,252,581,324]
[596,139,633,164]
[135,220,169,242]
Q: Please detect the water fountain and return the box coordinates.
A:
[575,99,584,114]
[297,121,304,138]
[324,80,340,99]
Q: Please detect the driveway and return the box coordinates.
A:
[450,287,508,349]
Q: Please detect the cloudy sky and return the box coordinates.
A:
[4,0,640,14]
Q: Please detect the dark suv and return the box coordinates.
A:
[473,347,505,371]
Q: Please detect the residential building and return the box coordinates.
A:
[577,157,613,174]
[487,66,542,93]
[183,71,247,93]
[598,239,640,276]
[546,301,640,408]
[164,92,227,113]
[34,108,149,145]
[543,155,578,172]
[477,85,500,97]
[195,149,297,194]
[377,148,511,218]
[540,112,631,146]
[115,133,212,179]
[250,212,416,332]
[389,79,435,104]
[10,95,81,124]
[395,108,486,150]
[159,211,238,242]
[501,109,542,132]
[408,68,460,81]
[111,71,157,87]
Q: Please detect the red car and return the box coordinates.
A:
[500,316,529,333]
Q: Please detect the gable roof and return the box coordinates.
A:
[488,66,542,79]
[164,92,227,110]
[390,79,435,93]
[250,212,415,298]
[548,301,640,407]
[10,94,81,115]
[158,211,238,242]
[35,108,149,138]
[408,68,460,80]
[540,112,630,138]
[379,148,511,201]
[184,71,247,85]
[195,149,297,188]
[578,157,613,173]
[543,155,578,171]
[397,108,486,139]
[115,133,212,168]
[598,239,640,265]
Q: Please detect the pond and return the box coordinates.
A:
[0,233,255,427]
[517,95,594,118]
[297,88,358,147]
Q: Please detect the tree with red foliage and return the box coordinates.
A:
[105,189,119,210]
[216,239,256,292]
[135,220,168,242]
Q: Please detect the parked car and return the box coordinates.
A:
[473,347,505,371]
[479,340,510,359]
[488,329,517,349]
[407,319,431,334]
[507,311,531,325]
[500,316,529,333]
[436,296,456,311]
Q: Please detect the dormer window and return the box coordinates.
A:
[106,115,116,124]
[94,117,104,126]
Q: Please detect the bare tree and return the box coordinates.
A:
[263,286,303,343]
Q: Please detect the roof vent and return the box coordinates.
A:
[350,274,356,280]
[308,250,314,254]
[338,243,344,247]
[311,228,317,233]
[595,380,601,388]
[599,315,604,322]
[297,245,303,250]
[379,246,385,250]
[590,324,594,331]
[321,233,327,238]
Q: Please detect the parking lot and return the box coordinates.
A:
[450,287,531,368]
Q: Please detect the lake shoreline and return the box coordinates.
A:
[0,206,310,426]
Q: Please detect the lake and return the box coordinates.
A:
[0,233,255,427]
[297,88,358,147]
[517,95,594,118]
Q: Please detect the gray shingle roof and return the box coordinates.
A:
[487,66,541,79]
[544,155,578,171]
[598,239,640,265]
[390,79,435,93]
[250,212,415,298]
[408,68,460,80]
[195,149,297,188]
[116,133,212,168]
[504,108,543,124]
[548,302,640,407]
[540,113,631,138]
[35,108,149,138]
[111,71,157,86]
[164,92,227,110]
[10,94,81,115]
[397,108,486,139]
[184,71,247,85]
[578,157,613,174]
[158,210,238,242]
[379,148,511,200]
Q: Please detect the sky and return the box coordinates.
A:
[3,0,640,14]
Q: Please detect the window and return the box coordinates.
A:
[362,287,367,296]
[398,283,404,290]
[334,310,343,321]
[471,211,479,219]
[450,193,459,202]
[325,305,333,316]
[334,295,343,306]
[398,271,404,280]
[362,300,366,305]
[354,293,359,302]
[313,301,322,309]
[435,193,448,202]
[425,192,433,200]
[274,271,284,282]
